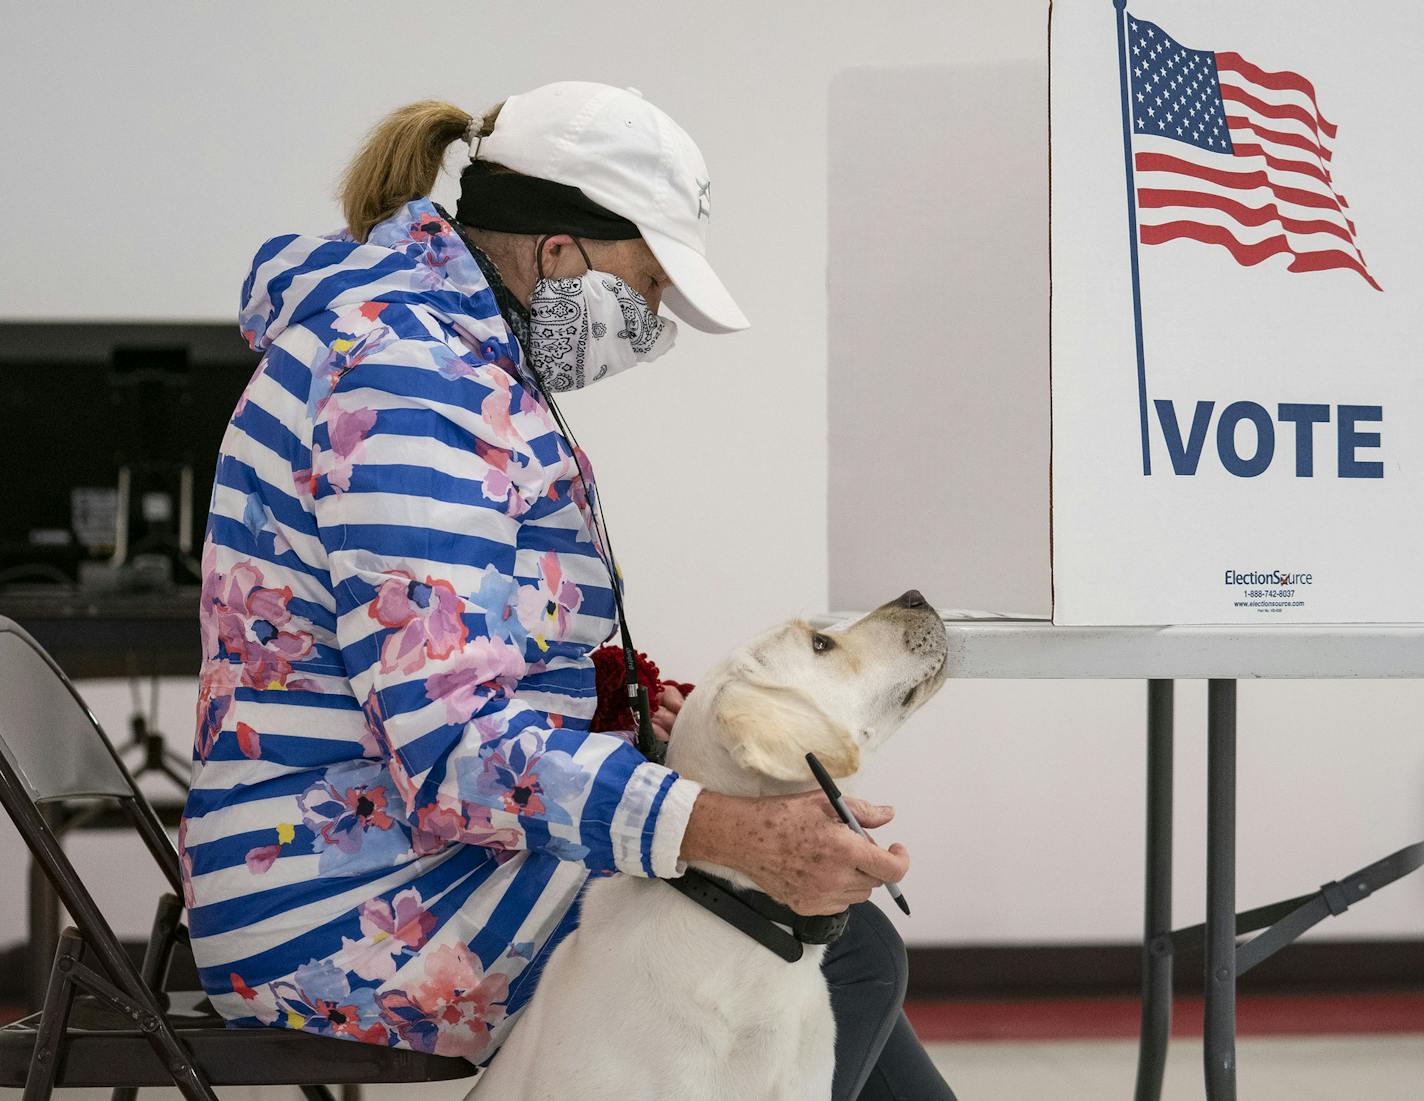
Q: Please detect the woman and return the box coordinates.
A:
[181,81,955,1099]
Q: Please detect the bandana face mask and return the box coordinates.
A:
[525,235,678,393]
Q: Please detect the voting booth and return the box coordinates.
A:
[829,0,1424,626]
[1052,0,1424,625]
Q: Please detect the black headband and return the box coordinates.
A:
[455,158,642,240]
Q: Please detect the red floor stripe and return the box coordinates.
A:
[904,992,1424,1042]
[8,995,1422,1042]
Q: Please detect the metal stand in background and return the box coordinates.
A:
[116,659,192,791]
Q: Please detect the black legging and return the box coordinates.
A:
[824,901,958,1101]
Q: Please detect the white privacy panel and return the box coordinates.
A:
[827,61,1051,618]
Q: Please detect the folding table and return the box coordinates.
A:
[810,613,1424,1101]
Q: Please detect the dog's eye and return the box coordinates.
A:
[811,632,835,653]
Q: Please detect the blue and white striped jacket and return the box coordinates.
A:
[180,197,701,1063]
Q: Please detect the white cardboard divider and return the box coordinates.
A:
[1051,0,1424,624]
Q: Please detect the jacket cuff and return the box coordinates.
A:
[647,776,703,879]
[610,761,704,878]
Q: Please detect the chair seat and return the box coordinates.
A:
[0,989,476,1087]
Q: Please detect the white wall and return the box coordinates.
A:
[858,676,1424,944]
[2,0,1421,951]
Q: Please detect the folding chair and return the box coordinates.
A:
[0,616,476,1099]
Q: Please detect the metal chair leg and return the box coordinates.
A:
[110,892,189,1101]
[1134,679,1174,1101]
[1204,679,1238,1100]
[23,928,84,1101]
[21,924,218,1101]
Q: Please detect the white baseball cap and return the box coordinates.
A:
[473,81,749,334]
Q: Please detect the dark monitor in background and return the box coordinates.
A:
[0,323,258,592]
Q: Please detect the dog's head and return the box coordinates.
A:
[665,590,948,796]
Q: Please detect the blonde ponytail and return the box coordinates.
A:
[338,98,504,242]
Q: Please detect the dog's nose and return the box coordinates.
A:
[896,589,927,609]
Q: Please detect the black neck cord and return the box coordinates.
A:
[528,236,659,762]
[536,364,663,764]
[452,215,663,764]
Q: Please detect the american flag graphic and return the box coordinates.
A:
[1125,13,1379,290]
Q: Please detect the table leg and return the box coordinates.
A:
[1204,679,1238,1099]
[1134,679,1174,1101]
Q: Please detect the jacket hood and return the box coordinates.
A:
[239,197,520,365]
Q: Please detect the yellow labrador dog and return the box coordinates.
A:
[469,590,948,1100]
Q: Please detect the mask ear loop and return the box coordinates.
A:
[526,231,661,762]
[533,233,594,282]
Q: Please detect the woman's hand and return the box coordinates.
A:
[652,683,685,742]
[678,790,909,915]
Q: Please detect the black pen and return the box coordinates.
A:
[805,751,910,916]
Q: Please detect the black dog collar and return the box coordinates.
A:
[664,867,850,963]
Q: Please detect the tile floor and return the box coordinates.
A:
[929,1034,1424,1099]
[4,992,1422,1100]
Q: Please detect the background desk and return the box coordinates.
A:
[810,613,1424,1101]
[0,587,199,680]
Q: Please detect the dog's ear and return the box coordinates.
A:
[714,677,860,782]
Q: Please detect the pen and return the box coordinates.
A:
[805,751,911,916]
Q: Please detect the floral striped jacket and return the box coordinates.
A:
[179,197,702,1063]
